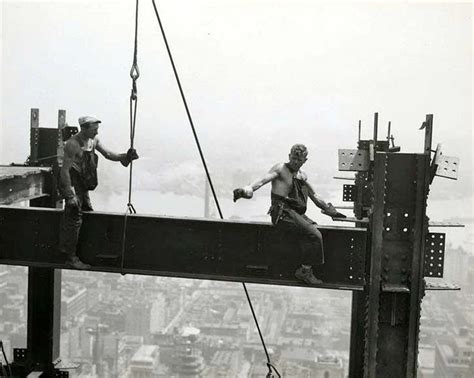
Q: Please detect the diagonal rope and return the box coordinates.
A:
[150,0,222,219]
[150,2,280,376]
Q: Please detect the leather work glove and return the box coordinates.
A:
[233,186,253,202]
[120,148,139,167]
[321,202,347,219]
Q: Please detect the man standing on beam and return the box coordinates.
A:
[59,116,139,269]
[233,144,345,285]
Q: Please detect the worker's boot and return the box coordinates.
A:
[295,266,322,285]
[67,256,91,270]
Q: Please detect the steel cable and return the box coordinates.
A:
[0,341,12,377]
[150,2,280,376]
[120,0,140,275]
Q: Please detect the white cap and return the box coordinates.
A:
[78,116,101,127]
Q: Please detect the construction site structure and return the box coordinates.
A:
[0,108,462,377]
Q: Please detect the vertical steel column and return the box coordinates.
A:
[404,153,429,376]
[30,108,40,165]
[349,119,380,377]
[27,268,61,371]
[363,152,386,378]
[405,115,432,375]
[348,291,367,377]
[424,114,433,154]
[361,151,430,377]
[26,108,63,374]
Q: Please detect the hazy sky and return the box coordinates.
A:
[1,1,472,219]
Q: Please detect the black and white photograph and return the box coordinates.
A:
[0,1,472,377]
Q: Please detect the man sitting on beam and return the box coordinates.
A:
[234,144,345,285]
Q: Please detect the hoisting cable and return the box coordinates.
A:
[150,2,280,376]
[120,0,140,275]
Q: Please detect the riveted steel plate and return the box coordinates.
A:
[383,208,413,241]
[62,126,78,141]
[424,233,445,277]
[343,184,357,202]
[435,155,459,180]
[13,348,28,363]
[338,149,369,171]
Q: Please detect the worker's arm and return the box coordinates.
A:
[60,140,80,207]
[233,163,281,202]
[95,138,126,162]
[95,138,139,166]
[306,180,346,218]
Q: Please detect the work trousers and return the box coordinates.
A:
[58,186,93,259]
[270,207,324,266]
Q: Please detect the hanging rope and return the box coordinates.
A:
[128,0,140,211]
[120,0,140,274]
[150,2,280,376]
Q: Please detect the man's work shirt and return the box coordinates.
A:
[67,135,99,191]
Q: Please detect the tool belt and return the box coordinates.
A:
[268,201,286,225]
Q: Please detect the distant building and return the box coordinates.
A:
[62,287,87,320]
[434,329,473,378]
[281,347,316,368]
[128,345,160,378]
[313,355,344,378]
[278,350,344,378]
[205,349,241,376]
[418,345,435,378]
[444,246,473,287]
[126,302,151,336]
[150,293,167,334]
[199,323,243,338]
[170,327,205,378]
[89,301,126,331]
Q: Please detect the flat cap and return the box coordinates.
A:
[78,116,101,127]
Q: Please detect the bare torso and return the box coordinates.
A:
[271,163,307,197]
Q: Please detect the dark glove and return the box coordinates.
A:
[120,148,139,167]
[321,202,347,219]
[233,187,253,202]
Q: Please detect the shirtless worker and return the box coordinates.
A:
[59,116,139,269]
[233,144,345,285]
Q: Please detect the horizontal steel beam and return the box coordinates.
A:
[0,206,367,290]
[0,166,52,205]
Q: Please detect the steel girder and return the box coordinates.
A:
[0,166,52,205]
[0,206,367,290]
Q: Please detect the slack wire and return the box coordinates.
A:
[150,2,280,376]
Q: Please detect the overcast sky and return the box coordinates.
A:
[1,1,472,221]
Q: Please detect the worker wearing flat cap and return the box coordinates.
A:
[58,116,139,269]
